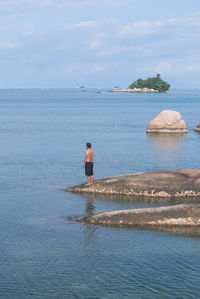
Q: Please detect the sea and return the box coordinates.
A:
[0,88,200,298]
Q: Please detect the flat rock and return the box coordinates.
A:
[146,110,188,133]
[194,123,200,132]
[65,169,200,199]
[81,204,200,227]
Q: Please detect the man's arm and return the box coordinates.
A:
[83,151,88,168]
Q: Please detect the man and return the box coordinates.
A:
[83,142,94,186]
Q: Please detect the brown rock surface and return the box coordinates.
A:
[81,204,200,227]
[146,110,188,133]
[65,169,200,199]
[194,123,200,132]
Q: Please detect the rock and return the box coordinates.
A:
[65,169,200,199]
[194,123,200,132]
[146,110,188,133]
[109,88,159,93]
[80,204,200,227]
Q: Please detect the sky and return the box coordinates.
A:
[1,0,200,88]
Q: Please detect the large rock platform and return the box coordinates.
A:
[65,169,200,199]
[81,204,200,227]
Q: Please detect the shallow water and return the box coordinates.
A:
[0,89,200,298]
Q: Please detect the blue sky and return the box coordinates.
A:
[1,0,200,88]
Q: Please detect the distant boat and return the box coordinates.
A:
[75,86,86,91]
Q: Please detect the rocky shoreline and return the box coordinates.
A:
[66,170,200,229]
[65,169,200,199]
[80,204,200,227]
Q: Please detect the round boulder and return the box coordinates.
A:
[146,110,188,133]
[194,124,200,132]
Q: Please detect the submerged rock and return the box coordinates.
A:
[194,123,200,132]
[81,204,200,227]
[65,169,200,199]
[146,110,188,133]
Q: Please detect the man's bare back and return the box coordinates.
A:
[85,148,94,162]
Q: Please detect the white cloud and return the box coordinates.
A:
[142,61,200,76]
[0,0,131,11]
[87,40,104,49]
[0,41,18,49]
[120,20,163,37]
[152,62,173,74]
[0,4,200,87]
[118,14,200,37]
[60,0,131,9]
[22,23,35,36]
[69,18,115,29]
[0,0,52,10]
[73,21,97,28]
[93,63,106,71]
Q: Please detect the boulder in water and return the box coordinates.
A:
[194,124,200,132]
[146,110,188,133]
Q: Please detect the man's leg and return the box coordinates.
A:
[85,176,90,186]
[90,176,93,185]
[85,175,93,186]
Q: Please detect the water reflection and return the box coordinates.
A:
[141,226,200,239]
[66,192,200,240]
[73,191,198,205]
[78,194,98,243]
[85,197,95,216]
[147,133,187,151]
[81,216,200,241]
[82,224,98,243]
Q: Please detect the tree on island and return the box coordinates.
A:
[129,74,170,92]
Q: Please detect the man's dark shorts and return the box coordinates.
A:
[85,162,93,176]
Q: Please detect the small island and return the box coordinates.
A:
[110,74,170,93]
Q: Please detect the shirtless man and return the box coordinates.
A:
[83,143,94,186]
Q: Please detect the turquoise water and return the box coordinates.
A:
[0,89,200,298]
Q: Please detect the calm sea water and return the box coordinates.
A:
[0,89,200,298]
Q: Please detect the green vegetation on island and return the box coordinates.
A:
[129,74,170,92]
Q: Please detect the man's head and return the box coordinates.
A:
[86,142,92,149]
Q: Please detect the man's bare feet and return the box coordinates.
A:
[84,183,90,186]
